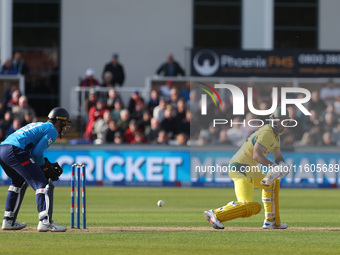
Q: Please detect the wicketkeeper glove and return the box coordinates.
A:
[40,158,63,181]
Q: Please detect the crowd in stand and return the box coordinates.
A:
[0,84,37,142]
[82,83,190,146]
[2,51,340,147]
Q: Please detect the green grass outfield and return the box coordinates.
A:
[0,186,340,255]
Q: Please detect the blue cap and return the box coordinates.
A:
[112,53,119,58]
[133,89,139,94]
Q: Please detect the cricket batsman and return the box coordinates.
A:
[204,107,291,229]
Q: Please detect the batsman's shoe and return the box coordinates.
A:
[37,221,67,232]
[262,219,288,229]
[2,219,27,230]
[204,210,225,229]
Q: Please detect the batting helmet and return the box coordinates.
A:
[269,107,290,135]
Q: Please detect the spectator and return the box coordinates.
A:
[241,112,257,137]
[6,118,22,137]
[0,128,5,142]
[169,87,180,108]
[105,120,121,143]
[102,53,125,87]
[114,131,125,144]
[286,105,304,139]
[131,131,148,145]
[217,129,231,145]
[0,59,18,75]
[175,133,187,146]
[322,131,335,146]
[301,109,320,133]
[7,89,21,110]
[117,109,130,132]
[93,110,112,145]
[153,97,167,122]
[124,119,143,144]
[0,99,6,119]
[0,111,13,137]
[159,79,173,101]
[281,134,296,147]
[320,103,337,120]
[214,100,233,121]
[153,130,169,145]
[160,108,177,138]
[130,99,145,122]
[226,117,247,147]
[145,118,161,143]
[320,80,340,106]
[111,100,124,121]
[331,118,340,146]
[136,110,151,131]
[147,89,160,113]
[102,71,114,87]
[308,90,327,115]
[323,112,337,132]
[180,81,190,102]
[175,98,186,123]
[207,123,219,144]
[177,109,190,137]
[188,90,200,114]
[156,53,185,76]
[308,121,323,146]
[22,111,35,126]
[12,52,29,75]
[84,88,98,115]
[79,68,101,87]
[83,98,109,140]
[297,132,314,147]
[106,88,123,111]
[5,84,20,108]
[197,130,210,146]
[128,90,145,114]
[12,95,37,124]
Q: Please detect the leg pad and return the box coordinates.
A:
[214,201,262,222]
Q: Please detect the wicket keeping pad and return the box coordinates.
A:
[213,201,262,222]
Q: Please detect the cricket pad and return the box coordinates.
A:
[214,201,262,223]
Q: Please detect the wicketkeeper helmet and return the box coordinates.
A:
[48,107,72,138]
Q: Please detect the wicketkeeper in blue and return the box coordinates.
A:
[0,107,72,232]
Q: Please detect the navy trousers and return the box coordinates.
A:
[0,144,48,220]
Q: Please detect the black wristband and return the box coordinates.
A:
[275,157,285,164]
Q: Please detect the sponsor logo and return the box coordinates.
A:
[193,50,219,76]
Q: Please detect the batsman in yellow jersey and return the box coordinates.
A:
[204,108,291,229]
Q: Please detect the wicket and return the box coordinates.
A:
[71,164,86,229]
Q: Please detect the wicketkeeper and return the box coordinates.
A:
[0,107,72,232]
[204,107,291,229]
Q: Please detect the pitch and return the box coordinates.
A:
[0,186,340,254]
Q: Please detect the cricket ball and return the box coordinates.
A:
[157,200,164,207]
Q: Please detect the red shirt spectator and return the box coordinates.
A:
[83,99,109,140]
[80,68,101,87]
[124,119,143,144]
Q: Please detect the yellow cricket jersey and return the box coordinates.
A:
[229,124,280,167]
